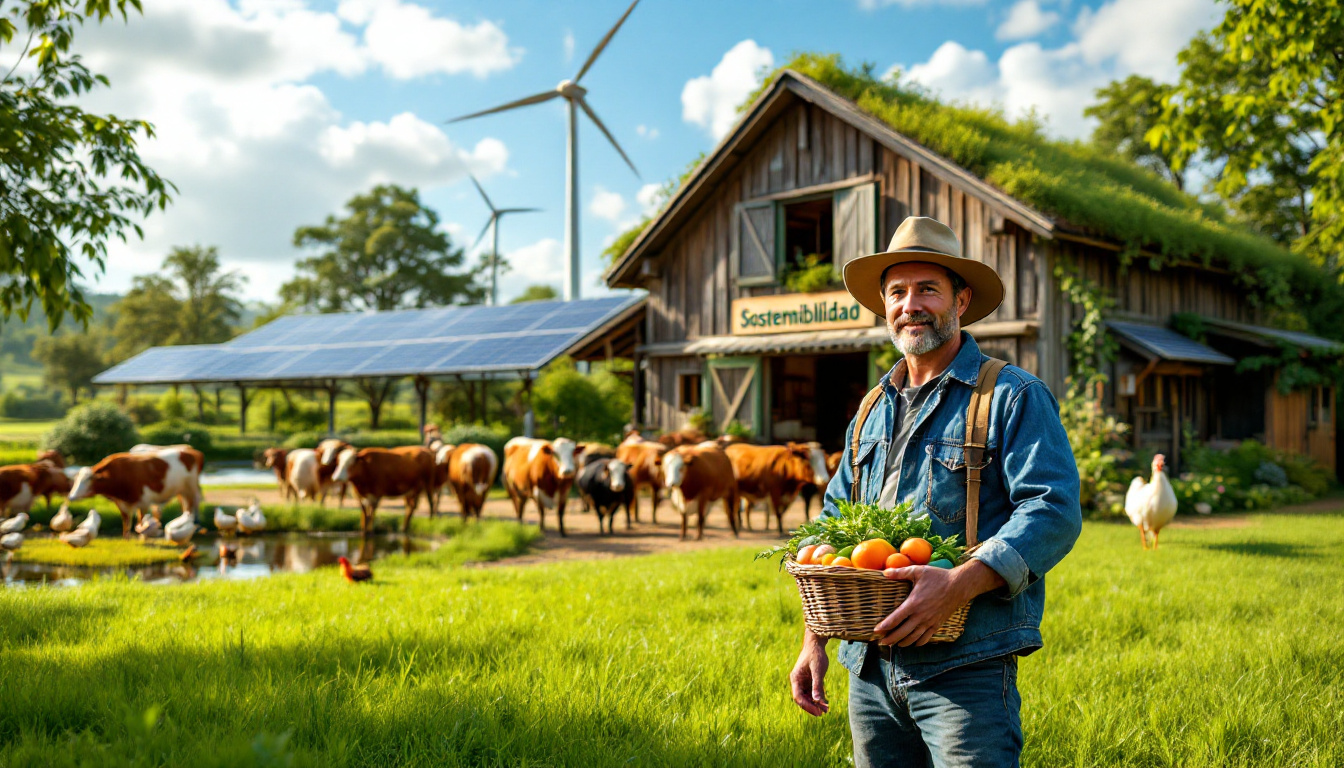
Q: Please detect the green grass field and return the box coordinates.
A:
[1,512,1342,767]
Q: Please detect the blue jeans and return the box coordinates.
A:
[849,646,1022,768]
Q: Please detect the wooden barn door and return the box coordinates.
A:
[733,202,777,286]
[706,356,763,437]
[833,182,878,269]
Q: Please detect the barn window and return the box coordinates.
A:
[678,373,702,411]
[734,201,777,285]
[781,197,834,281]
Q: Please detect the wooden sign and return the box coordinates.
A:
[731,291,874,335]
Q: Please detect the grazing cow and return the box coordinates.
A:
[0,462,71,516]
[427,442,457,514]
[576,458,632,535]
[261,448,293,501]
[574,443,616,512]
[68,446,204,537]
[660,442,739,541]
[616,436,667,525]
[657,429,708,449]
[35,450,64,468]
[502,437,582,536]
[445,443,498,520]
[423,423,442,448]
[21,450,71,512]
[726,442,830,534]
[285,449,323,502]
[798,450,844,520]
[316,439,351,508]
[331,446,437,532]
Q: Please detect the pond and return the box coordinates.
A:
[1,531,433,588]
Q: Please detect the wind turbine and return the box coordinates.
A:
[468,173,539,306]
[448,0,641,301]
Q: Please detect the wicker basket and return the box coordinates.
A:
[785,559,970,643]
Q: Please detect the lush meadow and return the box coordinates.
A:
[1,512,1342,767]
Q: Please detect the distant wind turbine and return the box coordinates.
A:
[467,173,539,306]
[448,0,641,301]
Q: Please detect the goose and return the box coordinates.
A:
[0,513,28,535]
[164,512,198,546]
[135,515,162,539]
[49,503,74,533]
[213,506,238,534]
[237,500,266,535]
[1,532,22,551]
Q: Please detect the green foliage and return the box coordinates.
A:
[723,419,754,440]
[0,390,65,419]
[757,498,965,565]
[1184,439,1335,496]
[156,391,185,421]
[781,253,841,293]
[686,408,715,436]
[532,357,632,443]
[31,330,107,404]
[1056,258,1118,400]
[12,538,181,567]
[1084,75,1186,190]
[509,284,559,304]
[41,401,139,463]
[280,185,483,312]
[1234,342,1343,394]
[0,0,173,331]
[122,396,160,426]
[137,420,214,453]
[109,245,245,361]
[1060,394,1131,517]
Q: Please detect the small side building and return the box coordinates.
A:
[599,67,1340,473]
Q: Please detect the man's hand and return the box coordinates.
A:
[875,560,1006,647]
[790,630,829,716]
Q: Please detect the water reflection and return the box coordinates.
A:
[1,532,433,588]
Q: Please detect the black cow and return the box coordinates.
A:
[576,458,633,535]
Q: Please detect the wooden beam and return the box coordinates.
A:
[741,174,878,204]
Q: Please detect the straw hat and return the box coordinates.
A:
[842,217,1004,326]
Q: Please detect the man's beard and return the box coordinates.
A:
[887,304,959,356]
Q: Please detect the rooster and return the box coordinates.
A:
[1126,453,1178,550]
[338,556,373,584]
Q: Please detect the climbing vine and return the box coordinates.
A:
[1054,260,1118,399]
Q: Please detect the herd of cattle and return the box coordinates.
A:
[0,427,844,542]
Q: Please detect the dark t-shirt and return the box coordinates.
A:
[877,370,943,508]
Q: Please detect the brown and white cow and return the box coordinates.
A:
[798,450,844,521]
[659,442,739,541]
[331,446,436,532]
[502,436,582,536]
[0,462,71,516]
[285,448,323,502]
[317,439,352,507]
[444,443,498,520]
[68,446,204,537]
[261,448,293,501]
[657,429,708,449]
[616,435,666,525]
[726,442,830,534]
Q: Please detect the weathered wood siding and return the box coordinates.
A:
[1266,381,1337,472]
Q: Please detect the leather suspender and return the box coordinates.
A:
[848,357,1006,549]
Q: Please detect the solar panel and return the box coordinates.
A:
[1107,321,1235,365]
[93,295,643,385]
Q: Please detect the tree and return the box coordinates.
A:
[1150,2,1343,272]
[1084,75,1186,190]
[281,185,484,312]
[510,285,559,304]
[33,330,107,404]
[0,1,172,330]
[110,246,245,361]
[532,357,632,443]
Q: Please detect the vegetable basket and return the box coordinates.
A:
[785,559,969,643]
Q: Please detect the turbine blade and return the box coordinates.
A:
[574,0,640,83]
[577,97,640,178]
[447,90,559,123]
[497,207,541,214]
[468,172,495,212]
[471,216,495,252]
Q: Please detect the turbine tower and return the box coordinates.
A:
[467,173,539,306]
[448,0,641,301]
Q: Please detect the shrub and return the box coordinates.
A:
[1059,391,1131,516]
[686,408,715,437]
[783,254,841,293]
[123,397,161,426]
[157,392,185,421]
[42,402,140,464]
[138,421,214,454]
[532,356,631,443]
[724,420,754,440]
[0,390,66,419]
[280,431,325,450]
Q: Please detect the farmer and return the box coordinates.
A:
[789,217,1082,767]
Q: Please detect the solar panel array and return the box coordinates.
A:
[1107,320,1235,365]
[94,296,641,385]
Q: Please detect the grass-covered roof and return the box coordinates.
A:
[607,53,1325,308]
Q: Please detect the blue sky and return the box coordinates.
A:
[74,0,1219,304]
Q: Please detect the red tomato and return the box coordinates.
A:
[899,538,933,565]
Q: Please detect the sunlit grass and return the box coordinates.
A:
[11,537,184,567]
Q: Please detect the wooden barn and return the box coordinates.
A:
[590,68,1340,473]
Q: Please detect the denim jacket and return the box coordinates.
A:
[821,333,1082,685]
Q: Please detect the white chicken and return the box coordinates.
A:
[60,510,100,548]
[135,515,163,539]
[213,507,238,535]
[0,513,29,535]
[1126,453,1179,550]
[1,532,23,551]
[164,511,198,546]
[236,499,266,535]
[49,503,74,533]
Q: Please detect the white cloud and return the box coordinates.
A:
[499,238,563,301]
[337,0,521,79]
[681,40,774,140]
[73,0,512,300]
[563,30,575,62]
[590,187,628,222]
[635,183,664,216]
[900,0,1217,138]
[996,0,1061,40]
[636,124,659,140]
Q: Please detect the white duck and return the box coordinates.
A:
[1,532,22,551]
[135,514,162,539]
[164,511,198,546]
[0,513,28,535]
[49,503,74,533]
[1126,453,1179,550]
[236,500,266,535]
[213,506,238,535]
[60,510,99,548]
